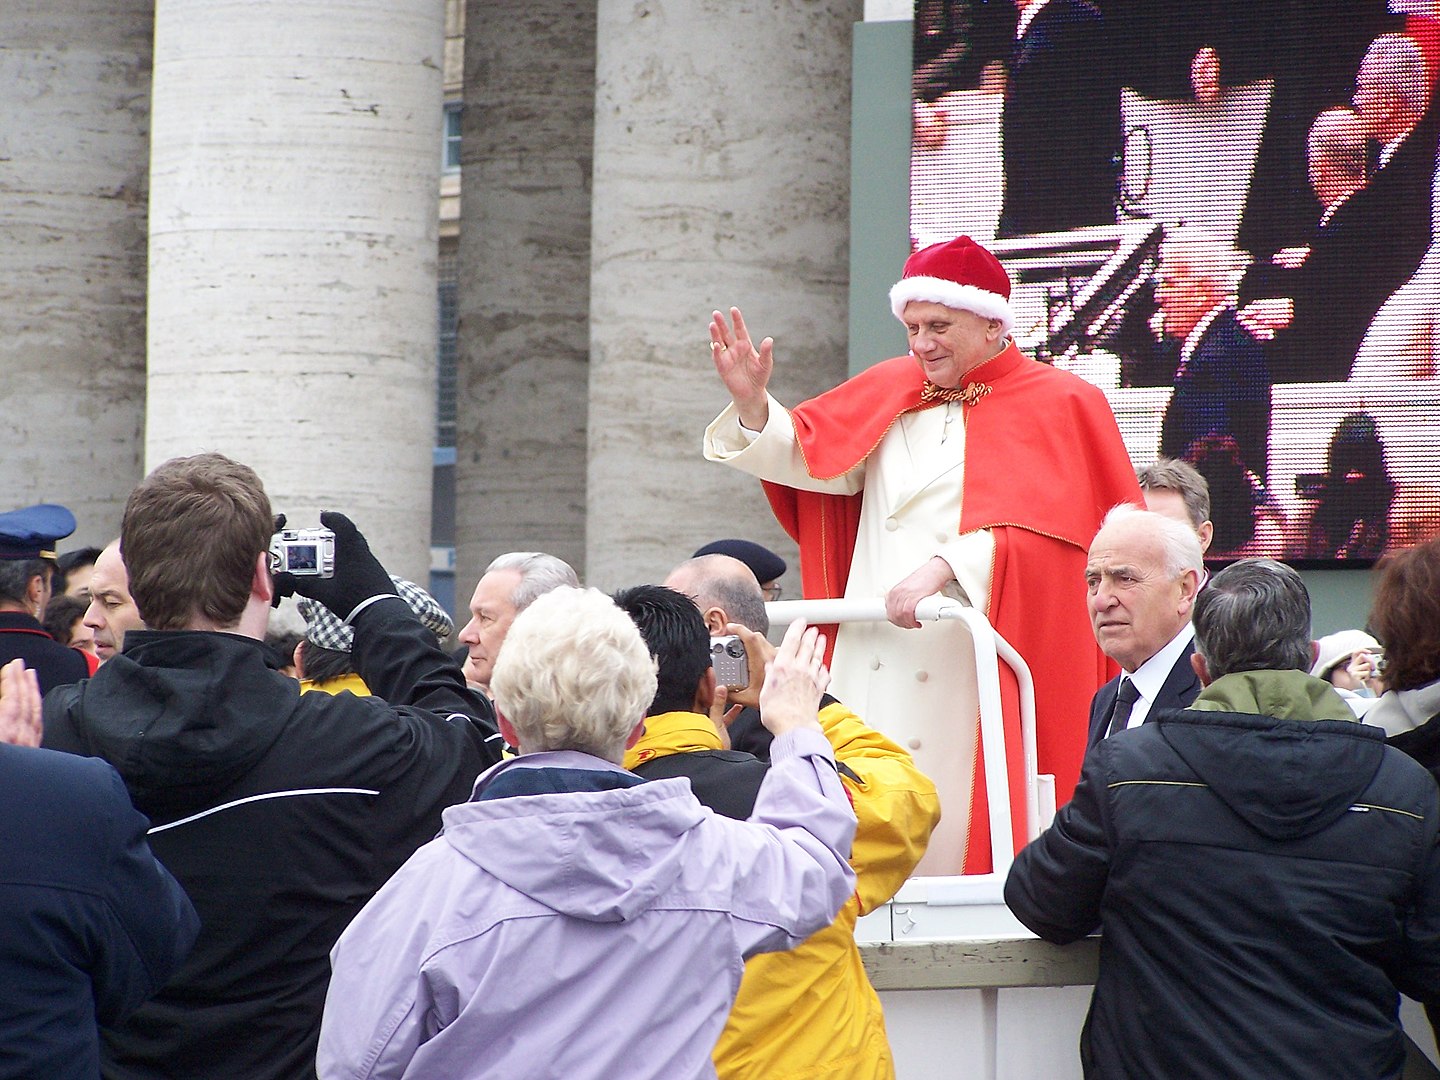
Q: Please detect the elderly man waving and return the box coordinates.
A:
[705,235,1140,873]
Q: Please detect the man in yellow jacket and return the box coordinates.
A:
[616,569,940,1079]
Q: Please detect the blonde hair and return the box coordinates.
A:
[490,587,658,763]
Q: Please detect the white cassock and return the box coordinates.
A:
[706,393,994,875]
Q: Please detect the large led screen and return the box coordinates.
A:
[910,1,1440,565]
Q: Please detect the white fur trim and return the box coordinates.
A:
[890,276,1014,330]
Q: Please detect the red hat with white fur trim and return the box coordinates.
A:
[889,235,1013,332]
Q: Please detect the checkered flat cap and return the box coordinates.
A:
[299,576,454,652]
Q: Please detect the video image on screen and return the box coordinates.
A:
[910,0,1439,565]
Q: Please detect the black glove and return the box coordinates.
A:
[275,511,397,622]
[270,514,291,607]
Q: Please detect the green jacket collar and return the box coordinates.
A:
[1187,669,1356,723]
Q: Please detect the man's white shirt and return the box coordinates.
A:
[1117,622,1196,732]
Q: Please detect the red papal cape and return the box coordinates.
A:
[762,343,1141,873]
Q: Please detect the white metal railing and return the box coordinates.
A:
[765,595,1044,904]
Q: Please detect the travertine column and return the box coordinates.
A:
[0,2,152,545]
[453,1,596,592]
[147,0,445,581]
[587,0,862,591]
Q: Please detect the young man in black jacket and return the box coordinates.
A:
[43,452,502,1080]
[1006,558,1440,1080]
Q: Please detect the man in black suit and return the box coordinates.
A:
[997,0,1121,238]
[1155,234,1270,483]
[1240,34,1437,382]
[1084,505,1204,750]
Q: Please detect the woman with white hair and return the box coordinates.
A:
[317,587,856,1080]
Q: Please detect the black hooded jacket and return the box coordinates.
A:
[1006,671,1440,1080]
[43,598,501,1080]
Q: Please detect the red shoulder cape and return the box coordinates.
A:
[763,343,1141,872]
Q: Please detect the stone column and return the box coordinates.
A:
[587,0,862,591]
[453,0,596,593]
[146,0,446,581]
[0,2,152,546]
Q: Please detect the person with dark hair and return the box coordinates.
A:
[1006,558,1440,1079]
[54,545,103,600]
[264,629,303,679]
[1136,457,1214,555]
[42,452,502,1080]
[613,585,768,818]
[666,554,774,757]
[81,541,142,666]
[0,504,90,693]
[1368,538,1440,778]
[295,576,455,696]
[614,584,938,1080]
[43,594,96,661]
[1299,412,1395,560]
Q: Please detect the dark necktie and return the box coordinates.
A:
[1107,677,1140,739]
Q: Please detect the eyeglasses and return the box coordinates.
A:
[762,584,782,602]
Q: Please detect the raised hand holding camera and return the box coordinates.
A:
[271,511,397,623]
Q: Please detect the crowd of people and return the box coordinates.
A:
[1,228,1438,1079]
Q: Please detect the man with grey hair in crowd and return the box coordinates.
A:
[1084,504,1204,750]
[458,551,579,692]
[1007,558,1440,1079]
[1155,231,1270,485]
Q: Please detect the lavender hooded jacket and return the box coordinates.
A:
[317,728,857,1080]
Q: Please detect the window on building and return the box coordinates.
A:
[436,246,458,448]
[443,101,462,172]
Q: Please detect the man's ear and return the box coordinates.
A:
[497,711,521,752]
[1309,640,1320,669]
[701,607,728,635]
[252,552,274,606]
[25,573,46,611]
[1196,520,1214,554]
[1178,568,1201,613]
[693,667,717,715]
[1191,651,1212,687]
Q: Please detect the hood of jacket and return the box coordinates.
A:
[441,751,708,924]
[63,630,297,816]
[1157,669,1385,841]
[1366,678,1440,738]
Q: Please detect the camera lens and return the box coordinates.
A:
[725,639,745,657]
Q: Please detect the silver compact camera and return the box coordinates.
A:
[268,528,335,578]
[711,634,750,691]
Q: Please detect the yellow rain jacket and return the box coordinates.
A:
[625,700,940,1079]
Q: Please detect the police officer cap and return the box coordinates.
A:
[692,538,786,584]
[0,504,77,562]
